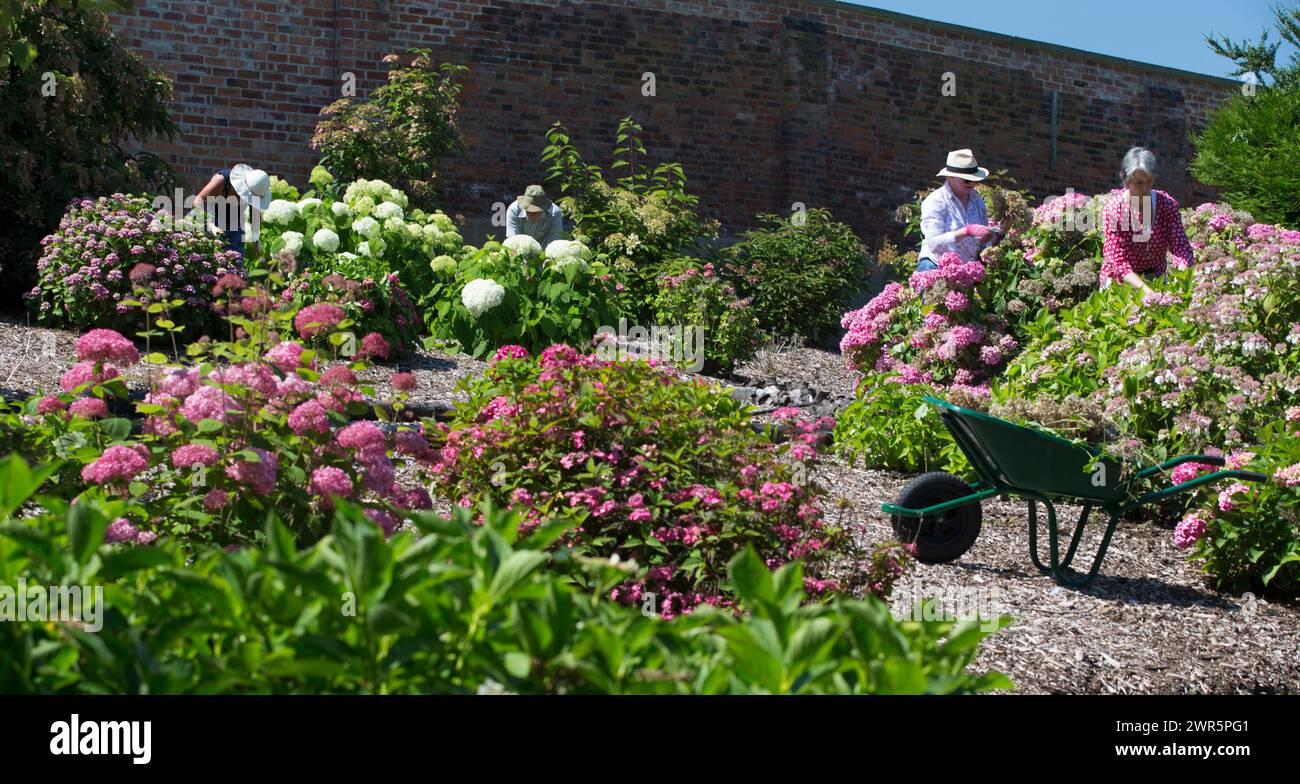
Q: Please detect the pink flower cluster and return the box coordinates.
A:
[1173,511,1209,550]
[293,302,345,339]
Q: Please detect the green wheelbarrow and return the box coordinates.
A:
[881,396,1269,588]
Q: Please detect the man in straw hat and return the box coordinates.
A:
[506,184,565,246]
[193,163,273,258]
[916,149,1000,271]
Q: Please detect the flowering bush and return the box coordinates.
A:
[541,117,719,320]
[720,208,874,344]
[312,49,466,211]
[252,174,466,302]
[840,252,1016,393]
[422,241,620,358]
[29,288,435,547]
[650,259,760,375]
[26,194,242,333]
[423,345,844,617]
[834,377,973,475]
[277,270,422,356]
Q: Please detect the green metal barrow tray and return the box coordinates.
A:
[881,396,1269,588]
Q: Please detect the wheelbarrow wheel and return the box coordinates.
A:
[890,472,982,563]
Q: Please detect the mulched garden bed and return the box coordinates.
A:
[4,312,1296,694]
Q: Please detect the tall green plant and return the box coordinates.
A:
[313,49,466,211]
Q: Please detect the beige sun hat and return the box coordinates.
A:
[229,164,273,210]
[936,149,989,181]
[516,184,552,213]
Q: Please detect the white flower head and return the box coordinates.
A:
[297,197,323,213]
[263,199,298,224]
[280,231,305,253]
[375,201,404,221]
[352,216,381,239]
[545,239,591,269]
[461,278,506,317]
[312,228,340,253]
[383,217,407,235]
[330,201,352,219]
[503,234,543,259]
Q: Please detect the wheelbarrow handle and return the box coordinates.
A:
[1135,454,1225,479]
[1129,468,1271,507]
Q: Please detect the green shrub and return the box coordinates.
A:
[834,376,971,476]
[422,239,621,358]
[0,455,1011,694]
[312,49,466,211]
[721,208,873,343]
[0,0,175,301]
[425,344,843,614]
[541,117,718,319]
[650,259,760,375]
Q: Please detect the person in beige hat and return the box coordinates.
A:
[193,163,273,258]
[916,149,1000,271]
[506,184,565,246]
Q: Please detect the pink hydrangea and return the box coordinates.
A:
[540,344,580,368]
[68,397,108,419]
[171,444,219,468]
[263,341,309,373]
[225,448,278,495]
[309,466,352,501]
[391,372,417,392]
[180,385,239,423]
[76,329,140,366]
[978,345,1003,366]
[358,332,390,360]
[104,517,140,544]
[60,361,122,393]
[1217,483,1251,512]
[288,399,330,435]
[37,396,67,415]
[81,445,147,486]
[944,291,969,312]
[492,344,530,363]
[1173,512,1209,550]
[1273,463,1300,488]
[1171,462,1212,484]
[337,421,386,456]
[293,302,346,339]
[1224,451,1256,470]
[203,489,231,511]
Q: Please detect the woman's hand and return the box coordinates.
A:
[963,224,991,239]
[1123,271,1155,297]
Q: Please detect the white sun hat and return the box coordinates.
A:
[229,164,273,210]
[936,149,989,181]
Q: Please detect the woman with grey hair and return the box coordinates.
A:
[1100,147,1194,293]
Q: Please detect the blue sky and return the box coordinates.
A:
[843,0,1298,78]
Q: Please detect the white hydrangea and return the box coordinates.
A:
[383,217,406,235]
[358,237,386,258]
[280,231,305,253]
[297,197,323,213]
[312,228,340,253]
[422,223,444,242]
[338,252,358,262]
[546,239,591,271]
[351,195,376,217]
[352,216,381,238]
[331,202,351,219]
[461,278,506,317]
[503,234,543,258]
[263,199,298,224]
[375,201,404,221]
[431,213,455,232]
[545,239,590,262]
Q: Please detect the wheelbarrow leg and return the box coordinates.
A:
[1028,499,1122,587]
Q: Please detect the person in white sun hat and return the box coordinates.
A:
[916,149,1001,271]
[193,163,273,258]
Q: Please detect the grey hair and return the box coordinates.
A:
[1120,147,1157,183]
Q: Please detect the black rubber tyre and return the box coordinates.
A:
[890,471,983,563]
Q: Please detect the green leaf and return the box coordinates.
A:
[487,550,548,604]
[67,502,108,565]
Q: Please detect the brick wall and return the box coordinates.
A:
[108,0,1236,243]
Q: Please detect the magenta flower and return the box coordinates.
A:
[1173,512,1209,550]
[263,341,309,373]
[1217,483,1251,512]
[171,444,219,469]
[60,361,122,393]
[104,517,140,544]
[492,344,530,363]
[81,445,148,486]
[358,332,391,360]
[293,302,346,339]
[310,466,353,502]
[391,372,417,392]
[203,489,231,511]
[37,396,67,415]
[76,329,140,366]
[1273,463,1300,488]
[224,448,278,496]
[68,397,108,419]
[288,399,330,435]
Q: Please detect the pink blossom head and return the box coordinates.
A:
[76,329,140,366]
[391,372,417,392]
[492,344,530,363]
[358,332,391,360]
[68,397,108,419]
[293,302,346,339]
